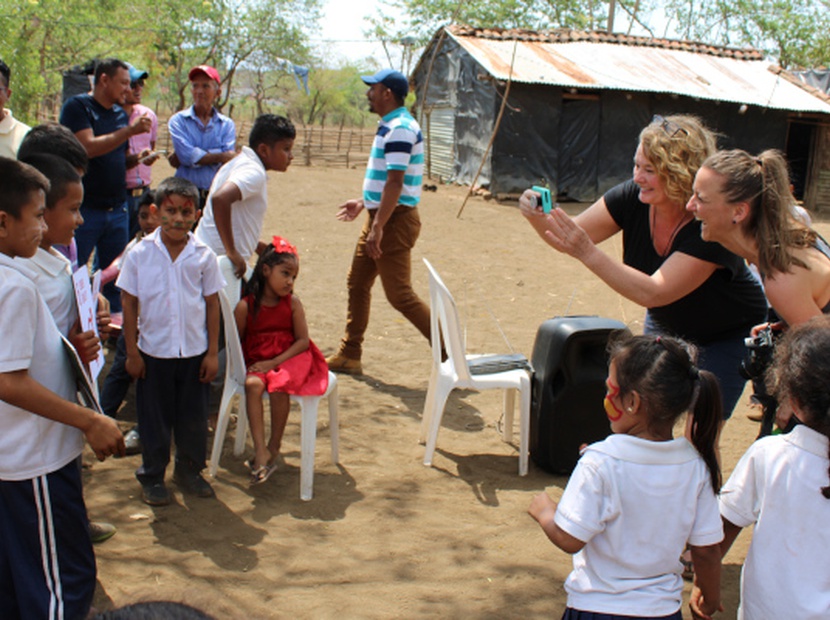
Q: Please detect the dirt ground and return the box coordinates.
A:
[84,159,825,619]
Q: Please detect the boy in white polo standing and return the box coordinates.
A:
[119,177,224,506]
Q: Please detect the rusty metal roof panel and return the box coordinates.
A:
[447,31,830,114]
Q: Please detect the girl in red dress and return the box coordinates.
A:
[235,236,328,484]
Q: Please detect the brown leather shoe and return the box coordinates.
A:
[326,353,362,375]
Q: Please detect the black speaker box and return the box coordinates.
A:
[530,316,627,474]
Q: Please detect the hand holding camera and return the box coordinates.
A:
[529,186,553,213]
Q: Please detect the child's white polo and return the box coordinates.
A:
[195,146,267,263]
[0,254,84,481]
[117,229,224,359]
[16,247,77,336]
[554,434,723,617]
[720,425,830,620]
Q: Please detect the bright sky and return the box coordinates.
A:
[316,0,389,67]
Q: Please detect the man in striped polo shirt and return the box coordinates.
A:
[326,69,431,375]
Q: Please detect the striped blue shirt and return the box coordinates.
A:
[362,107,424,209]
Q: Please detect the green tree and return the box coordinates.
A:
[364,0,655,74]
[0,0,323,123]
[376,0,829,70]
[0,0,149,123]
[367,0,621,48]
[285,66,373,127]
[663,0,830,68]
[152,0,322,112]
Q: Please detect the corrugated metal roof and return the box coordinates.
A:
[445,28,830,114]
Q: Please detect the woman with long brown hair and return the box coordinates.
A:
[687,148,830,325]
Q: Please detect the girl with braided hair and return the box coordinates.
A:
[529,331,723,620]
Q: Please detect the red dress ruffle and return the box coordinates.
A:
[242,294,328,395]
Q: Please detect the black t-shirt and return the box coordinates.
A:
[60,94,127,209]
[604,180,767,344]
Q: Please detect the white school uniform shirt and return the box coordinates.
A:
[0,254,84,481]
[720,425,830,620]
[16,246,78,336]
[194,146,268,262]
[116,229,225,359]
[554,434,723,617]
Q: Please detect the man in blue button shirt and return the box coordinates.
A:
[167,65,237,205]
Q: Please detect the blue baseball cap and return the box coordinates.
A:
[126,63,149,83]
[361,69,408,99]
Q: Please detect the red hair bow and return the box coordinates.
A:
[271,236,298,256]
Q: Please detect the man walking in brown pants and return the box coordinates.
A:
[326,69,430,375]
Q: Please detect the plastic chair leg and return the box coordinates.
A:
[328,382,340,464]
[419,363,440,445]
[502,388,516,443]
[422,377,454,467]
[208,380,240,477]
[233,397,248,457]
[519,379,531,476]
[298,396,320,501]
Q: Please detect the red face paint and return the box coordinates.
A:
[604,377,625,421]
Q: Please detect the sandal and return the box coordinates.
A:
[249,461,278,485]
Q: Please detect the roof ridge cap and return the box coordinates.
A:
[446,24,763,60]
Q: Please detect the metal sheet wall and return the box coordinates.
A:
[425,108,456,181]
[453,52,496,188]
[414,33,800,201]
[490,84,563,195]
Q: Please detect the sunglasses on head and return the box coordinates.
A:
[652,114,689,138]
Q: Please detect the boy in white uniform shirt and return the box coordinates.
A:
[16,154,100,358]
[0,157,124,619]
[194,114,295,303]
[118,177,224,506]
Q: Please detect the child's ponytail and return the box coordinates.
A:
[689,369,723,493]
[610,333,722,493]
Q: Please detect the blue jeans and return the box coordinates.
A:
[100,333,131,418]
[643,312,748,419]
[75,201,129,313]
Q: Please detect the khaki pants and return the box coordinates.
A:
[338,206,431,360]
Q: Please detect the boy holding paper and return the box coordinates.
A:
[0,156,124,620]
[16,153,103,364]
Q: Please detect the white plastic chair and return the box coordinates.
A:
[420,259,531,475]
[208,291,340,500]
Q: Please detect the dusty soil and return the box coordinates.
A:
[85,159,823,618]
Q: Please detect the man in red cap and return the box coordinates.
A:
[167,65,237,205]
